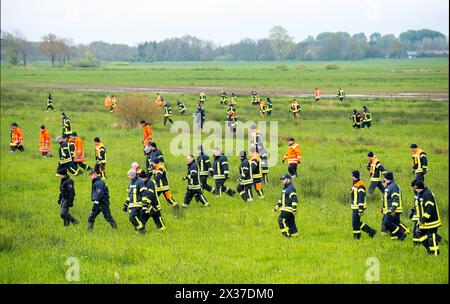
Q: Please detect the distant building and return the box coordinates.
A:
[407,50,449,59]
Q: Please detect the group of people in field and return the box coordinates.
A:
[350,106,372,129]
[349,144,442,255]
[6,88,442,255]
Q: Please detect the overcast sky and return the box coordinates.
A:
[1,0,448,46]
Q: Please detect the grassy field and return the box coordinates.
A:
[1,58,448,94]
[0,59,448,284]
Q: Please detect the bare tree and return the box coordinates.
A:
[39,33,68,66]
[13,30,29,66]
[268,26,295,60]
[1,31,19,65]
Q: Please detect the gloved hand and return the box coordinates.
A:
[273,206,279,212]
[224,174,229,180]
[282,159,285,163]
[358,209,364,217]
[208,170,213,177]
[423,168,427,174]
[122,204,128,212]
[380,208,384,214]
[181,176,187,181]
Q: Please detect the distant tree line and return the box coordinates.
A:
[1,27,448,66]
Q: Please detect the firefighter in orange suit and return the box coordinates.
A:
[281,137,302,178]
[155,93,164,107]
[39,125,51,157]
[72,132,92,171]
[10,122,24,152]
[314,88,321,103]
[140,120,153,148]
[104,94,112,108]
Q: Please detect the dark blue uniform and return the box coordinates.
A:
[87,176,116,230]
[382,181,408,240]
[183,160,208,207]
[274,182,299,237]
[237,157,253,202]
[212,153,235,197]
[163,104,174,125]
[58,175,78,226]
[57,141,79,175]
[146,148,164,177]
[197,152,213,193]
[140,178,166,231]
[123,177,149,233]
[62,115,72,136]
[47,93,54,111]
[350,179,376,239]
[416,187,442,255]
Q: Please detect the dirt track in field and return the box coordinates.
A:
[3,81,448,100]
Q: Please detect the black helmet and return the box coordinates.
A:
[351,170,360,179]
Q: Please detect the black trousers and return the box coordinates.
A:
[140,209,165,230]
[278,211,298,237]
[288,164,298,177]
[184,188,208,206]
[352,210,375,239]
[412,222,421,244]
[75,162,92,171]
[214,179,234,196]
[418,227,441,255]
[88,202,116,228]
[10,144,24,152]
[362,121,371,128]
[94,163,106,178]
[129,207,144,232]
[237,183,253,201]
[382,213,406,240]
[58,162,80,175]
[164,116,174,125]
[200,175,214,192]
[60,200,77,226]
[368,181,384,195]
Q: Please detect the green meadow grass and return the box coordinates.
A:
[0,67,448,283]
[1,58,448,94]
